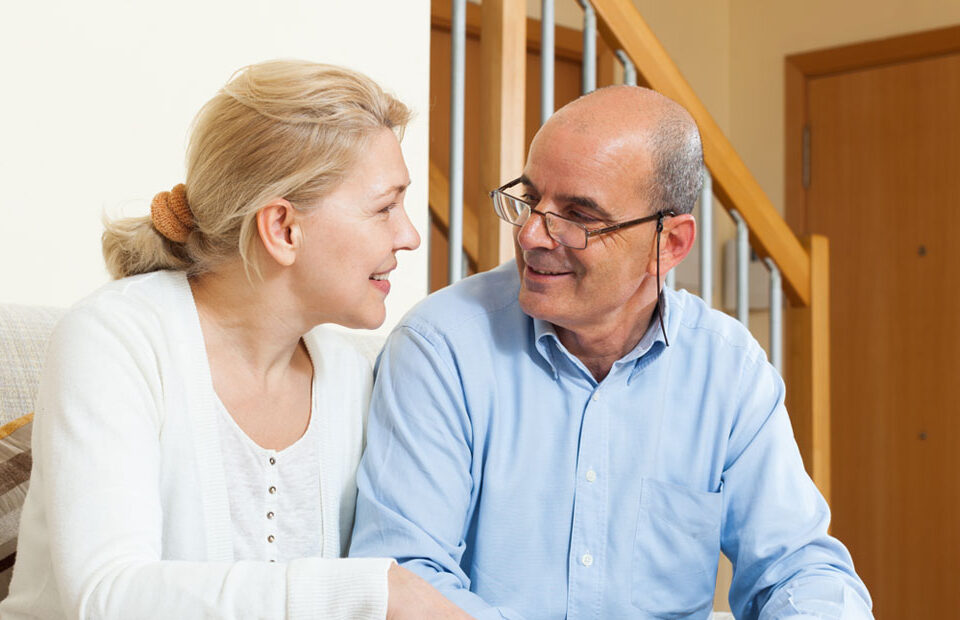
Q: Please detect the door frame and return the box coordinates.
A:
[784,24,960,235]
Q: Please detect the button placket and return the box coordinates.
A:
[265,452,279,560]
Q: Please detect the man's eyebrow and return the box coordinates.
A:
[374,181,411,200]
[518,175,613,220]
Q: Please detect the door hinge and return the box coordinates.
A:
[802,124,811,189]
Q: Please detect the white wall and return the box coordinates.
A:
[0,0,430,335]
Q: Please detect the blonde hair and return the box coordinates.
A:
[102,60,411,279]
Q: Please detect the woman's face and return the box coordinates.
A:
[295,127,420,329]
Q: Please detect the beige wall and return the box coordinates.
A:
[0,0,430,336]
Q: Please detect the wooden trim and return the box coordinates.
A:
[786,235,831,501]
[432,1,584,62]
[428,161,480,264]
[787,24,960,77]
[783,60,807,235]
[478,0,526,270]
[590,0,811,306]
[597,36,618,87]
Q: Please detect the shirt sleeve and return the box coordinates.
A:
[721,353,873,620]
[349,324,525,620]
[34,304,392,619]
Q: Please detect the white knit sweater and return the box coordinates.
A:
[0,271,393,619]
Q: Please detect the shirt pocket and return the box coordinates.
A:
[631,477,723,618]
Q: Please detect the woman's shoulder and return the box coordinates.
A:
[50,270,195,362]
[303,326,383,374]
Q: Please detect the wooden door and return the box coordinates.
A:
[787,29,960,619]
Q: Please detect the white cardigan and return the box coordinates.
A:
[0,271,393,619]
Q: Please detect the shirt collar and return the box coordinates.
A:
[531,291,673,381]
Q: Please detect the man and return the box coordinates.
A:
[350,87,872,619]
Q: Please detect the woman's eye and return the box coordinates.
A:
[379,203,396,215]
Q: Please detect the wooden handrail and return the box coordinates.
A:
[591,0,811,306]
[428,160,480,264]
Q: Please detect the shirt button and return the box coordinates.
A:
[591,393,599,402]
[267,535,275,543]
[582,553,594,567]
[268,486,277,495]
[586,469,597,483]
[267,511,275,520]
[269,457,276,466]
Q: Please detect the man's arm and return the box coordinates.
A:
[349,324,524,620]
[722,354,873,620]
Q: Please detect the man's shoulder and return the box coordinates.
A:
[669,288,766,363]
[398,261,523,338]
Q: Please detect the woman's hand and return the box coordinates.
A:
[386,564,474,620]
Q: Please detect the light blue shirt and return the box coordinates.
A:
[350,261,872,620]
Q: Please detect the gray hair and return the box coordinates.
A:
[645,115,704,215]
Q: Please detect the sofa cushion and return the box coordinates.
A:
[0,413,33,599]
[0,305,63,426]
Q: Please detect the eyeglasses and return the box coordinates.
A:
[489,177,676,345]
[489,177,675,249]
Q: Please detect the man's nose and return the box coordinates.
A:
[516,210,559,251]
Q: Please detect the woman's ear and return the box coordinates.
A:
[256,199,301,267]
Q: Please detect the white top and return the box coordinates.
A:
[216,391,324,562]
[0,270,393,620]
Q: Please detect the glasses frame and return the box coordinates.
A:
[489,177,676,250]
[488,176,676,346]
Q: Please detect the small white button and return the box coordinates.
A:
[591,393,599,402]
[586,469,597,483]
[582,553,593,567]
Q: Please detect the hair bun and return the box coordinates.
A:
[150,183,194,243]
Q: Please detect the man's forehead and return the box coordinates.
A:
[524,124,653,209]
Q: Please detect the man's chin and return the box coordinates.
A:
[518,288,562,324]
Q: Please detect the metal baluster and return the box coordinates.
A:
[699,169,713,307]
[614,49,637,86]
[764,258,783,373]
[576,0,596,94]
[730,209,749,327]
[541,0,554,124]
[448,0,466,284]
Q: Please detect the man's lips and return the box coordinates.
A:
[524,264,573,277]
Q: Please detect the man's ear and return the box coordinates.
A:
[649,213,696,276]
[256,198,301,267]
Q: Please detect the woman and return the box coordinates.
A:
[0,60,468,619]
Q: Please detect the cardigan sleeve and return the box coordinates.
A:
[32,300,392,619]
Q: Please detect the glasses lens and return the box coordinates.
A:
[496,194,530,225]
[544,214,587,249]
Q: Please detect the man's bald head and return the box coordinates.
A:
[541,86,704,215]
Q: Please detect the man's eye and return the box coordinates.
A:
[568,210,598,223]
[379,203,396,215]
[521,194,539,204]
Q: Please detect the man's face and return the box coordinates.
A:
[514,121,661,336]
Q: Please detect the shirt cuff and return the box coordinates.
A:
[286,557,395,620]
[759,577,873,620]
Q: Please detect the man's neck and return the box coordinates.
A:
[554,301,659,382]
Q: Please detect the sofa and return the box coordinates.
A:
[0,304,64,597]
